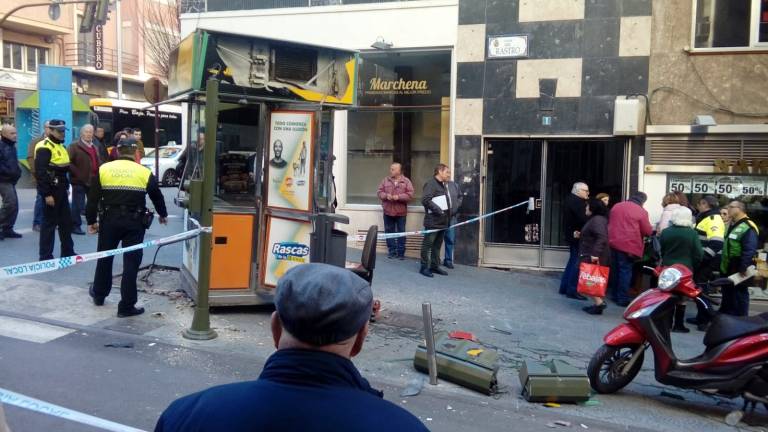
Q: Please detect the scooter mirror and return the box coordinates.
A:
[642,266,658,276]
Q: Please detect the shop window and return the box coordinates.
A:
[346,109,443,205]
[693,0,768,49]
[2,42,47,72]
[666,174,768,247]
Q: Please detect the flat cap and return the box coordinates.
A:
[275,263,373,346]
[49,119,67,130]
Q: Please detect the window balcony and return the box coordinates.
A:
[63,42,140,76]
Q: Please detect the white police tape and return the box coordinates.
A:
[0,219,212,280]
[0,387,146,432]
[352,199,531,241]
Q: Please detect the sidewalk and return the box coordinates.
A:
[1,249,766,431]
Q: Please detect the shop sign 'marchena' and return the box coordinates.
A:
[368,77,430,94]
[714,159,768,175]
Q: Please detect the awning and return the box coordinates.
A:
[17,91,90,112]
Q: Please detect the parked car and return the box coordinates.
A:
[140,145,186,186]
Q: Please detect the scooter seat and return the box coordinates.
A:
[704,312,768,349]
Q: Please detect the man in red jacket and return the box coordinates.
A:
[377,162,414,259]
[608,191,653,306]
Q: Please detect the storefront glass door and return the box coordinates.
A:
[483,138,626,269]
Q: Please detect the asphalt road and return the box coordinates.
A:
[0,313,647,432]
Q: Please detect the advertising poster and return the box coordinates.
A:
[182,210,200,282]
[266,111,314,212]
[262,216,312,287]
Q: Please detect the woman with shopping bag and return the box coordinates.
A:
[578,198,612,315]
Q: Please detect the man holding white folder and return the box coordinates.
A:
[419,163,452,278]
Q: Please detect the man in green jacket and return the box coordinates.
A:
[719,200,759,317]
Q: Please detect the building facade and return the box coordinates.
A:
[0,0,73,124]
[179,0,766,269]
[642,0,768,245]
[180,0,459,254]
[453,0,651,268]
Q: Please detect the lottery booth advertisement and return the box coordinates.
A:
[167,29,357,306]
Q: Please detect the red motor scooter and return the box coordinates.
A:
[588,264,768,412]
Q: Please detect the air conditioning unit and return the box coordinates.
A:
[613,96,646,136]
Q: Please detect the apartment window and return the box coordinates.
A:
[2,42,48,72]
[693,0,768,49]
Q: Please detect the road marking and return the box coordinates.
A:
[0,316,73,344]
[0,387,146,432]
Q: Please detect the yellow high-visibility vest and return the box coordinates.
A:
[99,159,151,192]
[34,138,70,168]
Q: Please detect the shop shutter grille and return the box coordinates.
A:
[273,46,317,82]
[648,139,768,165]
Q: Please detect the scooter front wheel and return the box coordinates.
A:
[587,344,644,394]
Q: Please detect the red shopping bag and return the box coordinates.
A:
[577,262,610,297]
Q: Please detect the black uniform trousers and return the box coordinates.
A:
[39,183,75,260]
[92,214,145,312]
[720,279,751,317]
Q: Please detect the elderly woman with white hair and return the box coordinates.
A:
[659,207,703,332]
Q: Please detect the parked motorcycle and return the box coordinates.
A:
[588,264,768,415]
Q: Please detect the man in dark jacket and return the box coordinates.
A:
[0,125,22,240]
[155,264,428,432]
[420,163,452,278]
[719,200,759,317]
[559,182,589,299]
[69,124,102,235]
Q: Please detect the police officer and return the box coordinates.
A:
[35,119,75,260]
[688,195,726,329]
[86,137,168,317]
[720,200,759,317]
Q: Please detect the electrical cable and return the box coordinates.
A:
[650,86,768,119]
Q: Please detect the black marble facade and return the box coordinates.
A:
[454,0,650,265]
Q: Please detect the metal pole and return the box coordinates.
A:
[183,78,218,340]
[0,0,97,28]
[115,0,123,100]
[154,80,160,178]
[422,302,438,385]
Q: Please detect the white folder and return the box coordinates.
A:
[431,195,448,211]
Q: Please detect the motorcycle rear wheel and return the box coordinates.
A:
[588,344,644,394]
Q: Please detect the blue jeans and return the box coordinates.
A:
[33,193,43,226]
[443,216,457,264]
[383,214,406,257]
[71,184,88,230]
[609,249,635,304]
[559,242,580,295]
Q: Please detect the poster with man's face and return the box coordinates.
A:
[266,111,314,212]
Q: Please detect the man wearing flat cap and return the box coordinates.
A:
[155,263,429,432]
[34,119,75,260]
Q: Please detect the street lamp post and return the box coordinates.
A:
[115,0,122,100]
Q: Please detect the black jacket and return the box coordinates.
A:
[155,349,428,432]
[563,193,588,245]
[579,215,610,264]
[0,136,21,184]
[34,135,70,197]
[421,176,450,229]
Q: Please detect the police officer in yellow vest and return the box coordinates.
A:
[34,119,75,260]
[720,200,759,317]
[86,137,168,317]
[687,195,727,329]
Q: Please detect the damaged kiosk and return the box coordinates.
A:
[167,29,357,314]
